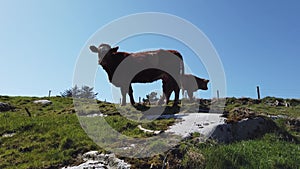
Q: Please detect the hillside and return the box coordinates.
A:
[0,96,299,168]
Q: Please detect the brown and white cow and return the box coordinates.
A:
[90,44,184,106]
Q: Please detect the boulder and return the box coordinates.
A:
[33,100,52,105]
[0,102,14,112]
[208,117,278,143]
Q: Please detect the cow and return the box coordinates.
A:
[160,74,209,102]
[89,43,184,106]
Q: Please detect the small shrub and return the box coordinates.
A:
[182,149,205,169]
[60,137,74,150]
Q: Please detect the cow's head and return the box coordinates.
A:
[89,44,119,65]
[197,78,209,90]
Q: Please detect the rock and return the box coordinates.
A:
[33,100,52,105]
[286,118,300,132]
[138,125,163,135]
[2,132,16,138]
[62,151,131,169]
[274,100,285,106]
[0,102,14,112]
[267,114,288,120]
[208,117,278,143]
[203,122,210,126]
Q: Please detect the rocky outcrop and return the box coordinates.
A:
[165,112,279,143]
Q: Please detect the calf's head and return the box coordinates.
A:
[197,78,209,90]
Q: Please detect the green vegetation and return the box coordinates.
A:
[202,133,300,169]
[0,96,299,168]
[225,97,300,118]
[0,96,98,168]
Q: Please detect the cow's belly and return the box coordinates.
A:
[131,69,164,83]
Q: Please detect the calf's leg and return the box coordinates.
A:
[120,87,127,106]
[187,90,194,101]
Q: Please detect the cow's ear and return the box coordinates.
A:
[206,79,210,83]
[111,46,119,53]
[90,45,99,53]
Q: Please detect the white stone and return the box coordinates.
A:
[33,100,52,105]
[62,151,131,169]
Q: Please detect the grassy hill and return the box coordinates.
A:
[0,96,299,168]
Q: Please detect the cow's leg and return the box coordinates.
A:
[128,84,136,105]
[162,80,172,105]
[173,85,180,106]
[158,94,165,105]
[120,87,127,106]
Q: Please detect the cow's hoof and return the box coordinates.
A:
[172,103,180,108]
[130,102,137,106]
[132,103,140,107]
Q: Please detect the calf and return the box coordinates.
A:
[160,74,209,103]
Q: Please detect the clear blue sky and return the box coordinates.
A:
[1,0,299,101]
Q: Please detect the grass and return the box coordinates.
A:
[0,96,299,168]
[0,113,96,168]
[202,133,300,169]
[0,96,99,168]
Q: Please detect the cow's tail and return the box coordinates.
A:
[174,50,185,100]
[180,58,185,99]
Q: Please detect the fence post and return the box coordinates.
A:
[48,90,51,97]
[256,86,261,100]
[217,90,220,100]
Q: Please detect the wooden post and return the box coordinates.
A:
[256,86,261,100]
[48,90,51,97]
[217,90,220,100]
[139,97,141,104]
[25,107,31,117]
